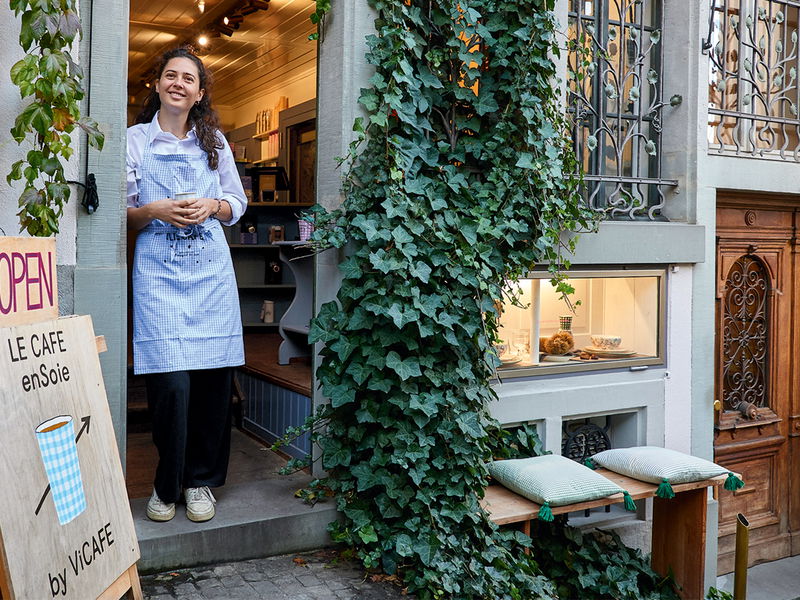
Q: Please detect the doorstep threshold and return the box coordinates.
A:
[131,475,338,573]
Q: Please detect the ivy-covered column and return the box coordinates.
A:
[313,0,378,477]
[306,1,591,597]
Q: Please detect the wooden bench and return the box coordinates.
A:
[482,468,731,600]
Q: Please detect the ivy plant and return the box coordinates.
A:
[301,0,598,598]
[7,0,104,236]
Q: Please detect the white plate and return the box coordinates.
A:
[500,354,523,366]
[583,346,636,358]
[542,354,571,362]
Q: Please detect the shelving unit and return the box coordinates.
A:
[253,128,278,140]
[227,99,316,346]
[275,242,313,365]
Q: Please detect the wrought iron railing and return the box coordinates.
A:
[707,0,800,160]
[568,0,679,221]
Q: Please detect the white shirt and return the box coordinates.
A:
[126,112,247,226]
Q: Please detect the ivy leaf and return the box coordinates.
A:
[386,352,422,380]
[473,92,499,116]
[456,412,484,438]
[391,225,413,245]
[515,152,534,169]
[78,117,105,151]
[395,534,414,557]
[325,383,356,408]
[409,261,432,283]
[6,160,24,185]
[358,524,378,544]
[412,534,440,566]
[386,303,414,328]
[58,10,81,42]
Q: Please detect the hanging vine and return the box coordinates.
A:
[7,0,104,236]
[301,1,588,597]
[285,0,680,598]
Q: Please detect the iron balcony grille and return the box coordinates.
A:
[568,0,678,221]
[708,0,800,160]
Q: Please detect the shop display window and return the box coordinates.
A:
[496,269,665,375]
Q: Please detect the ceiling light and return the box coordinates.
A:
[223,16,229,25]
[198,35,209,46]
[197,0,205,13]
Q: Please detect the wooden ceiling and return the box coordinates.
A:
[127,0,316,110]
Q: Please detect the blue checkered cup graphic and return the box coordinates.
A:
[35,416,87,525]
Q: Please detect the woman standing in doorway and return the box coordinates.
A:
[126,47,246,523]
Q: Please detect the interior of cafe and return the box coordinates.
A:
[125,0,317,500]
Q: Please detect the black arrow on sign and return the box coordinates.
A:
[34,416,91,517]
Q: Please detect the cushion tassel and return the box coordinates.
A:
[724,472,745,491]
[538,501,554,522]
[656,478,675,499]
[584,457,597,470]
[623,491,636,511]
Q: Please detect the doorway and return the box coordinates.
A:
[125,0,318,501]
[714,194,800,573]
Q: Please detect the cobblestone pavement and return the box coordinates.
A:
[140,549,410,599]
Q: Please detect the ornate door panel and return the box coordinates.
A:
[715,198,796,574]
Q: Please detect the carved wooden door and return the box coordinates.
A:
[714,196,799,574]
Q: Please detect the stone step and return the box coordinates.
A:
[131,475,338,573]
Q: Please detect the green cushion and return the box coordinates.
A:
[487,454,625,507]
[591,446,729,485]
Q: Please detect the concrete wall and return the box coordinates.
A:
[75,0,130,457]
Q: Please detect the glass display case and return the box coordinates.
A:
[496,269,665,375]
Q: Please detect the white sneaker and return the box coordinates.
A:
[146,489,176,522]
[184,486,216,522]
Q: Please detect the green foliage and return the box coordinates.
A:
[7,0,104,236]
[531,518,681,600]
[706,587,733,600]
[308,0,331,40]
[290,0,685,598]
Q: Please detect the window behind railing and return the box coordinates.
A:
[707,0,800,160]
[568,0,678,221]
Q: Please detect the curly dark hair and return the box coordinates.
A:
[135,47,224,170]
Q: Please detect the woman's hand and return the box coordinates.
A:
[185,197,219,224]
[146,198,199,228]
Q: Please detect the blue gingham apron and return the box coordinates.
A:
[132,131,244,374]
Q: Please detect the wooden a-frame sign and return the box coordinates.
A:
[0,237,141,599]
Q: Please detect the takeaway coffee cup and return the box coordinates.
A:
[174,192,196,202]
[35,415,87,525]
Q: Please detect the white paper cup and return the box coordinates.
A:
[174,192,196,202]
[35,415,87,525]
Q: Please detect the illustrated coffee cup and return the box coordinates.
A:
[35,415,87,525]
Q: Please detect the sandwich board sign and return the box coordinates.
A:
[0,237,140,599]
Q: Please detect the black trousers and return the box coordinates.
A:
[145,368,233,504]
